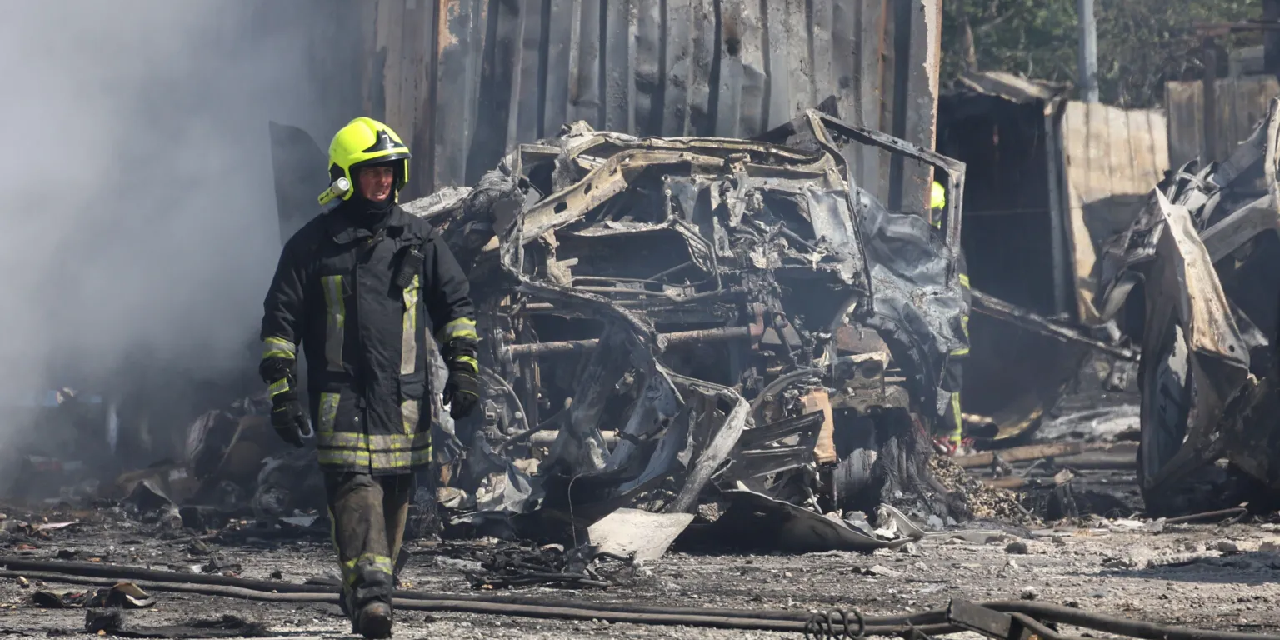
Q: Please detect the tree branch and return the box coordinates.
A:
[973,11,1015,35]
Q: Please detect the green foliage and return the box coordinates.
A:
[942,0,1262,107]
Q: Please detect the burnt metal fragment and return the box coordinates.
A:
[1094,97,1280,514]
[423,540,634,590]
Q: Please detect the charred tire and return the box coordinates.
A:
[1137,319,1189,515]
[831,412,879,513]
[1137,320,1227,516]
[832,408,949,518]
[1141,320,1187,514]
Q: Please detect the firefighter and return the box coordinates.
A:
[932,180,970,454]
[258,117,479,638]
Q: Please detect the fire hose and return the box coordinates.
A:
[3,557,1278,640]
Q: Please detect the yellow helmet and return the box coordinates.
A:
[931,180,946,210]
[327,117,411,202]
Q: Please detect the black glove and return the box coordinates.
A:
[270,389,312,448]
[443,367,480,419]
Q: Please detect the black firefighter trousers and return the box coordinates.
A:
[325,472,415,615]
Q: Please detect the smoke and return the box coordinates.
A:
[0,2,344,450]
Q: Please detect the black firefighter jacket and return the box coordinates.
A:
[259,202,477,475]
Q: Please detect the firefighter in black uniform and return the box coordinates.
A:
[933,180,970,454]
[259,117,479,638]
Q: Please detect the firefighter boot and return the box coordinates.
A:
[355,601,393,639]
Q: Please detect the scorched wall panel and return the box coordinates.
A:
[346,0,941,209]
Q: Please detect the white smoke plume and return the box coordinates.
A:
[0,1,349,475]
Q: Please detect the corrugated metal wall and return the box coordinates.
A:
[1166,77,1279,172]
[346,0,941,209]
[1058,101,1168,325]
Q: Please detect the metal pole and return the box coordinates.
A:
[1202,37,1219,163]
[1077,0,1098,102]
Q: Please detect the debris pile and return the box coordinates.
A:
[32,581,155,609]
[84,611,270,639]
[401,110,973,551]
[422,540,636,590]
[927,457,1034,524]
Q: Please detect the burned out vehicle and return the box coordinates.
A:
[1094,97,1280,515]
[361,110,973,545]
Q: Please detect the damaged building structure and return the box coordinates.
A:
[17,0,1045,552]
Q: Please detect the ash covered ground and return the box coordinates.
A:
[3,509,1280,638]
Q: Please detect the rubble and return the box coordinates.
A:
[6,106,1161,573]
[927,457,1033,524]
[677,490,925,554]
[953,442,1114,469]
[1005,541,1029,555]
[32,582,155,609]
[428,540,637,590]
[83,611,270,639]
[586,509,694,562]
